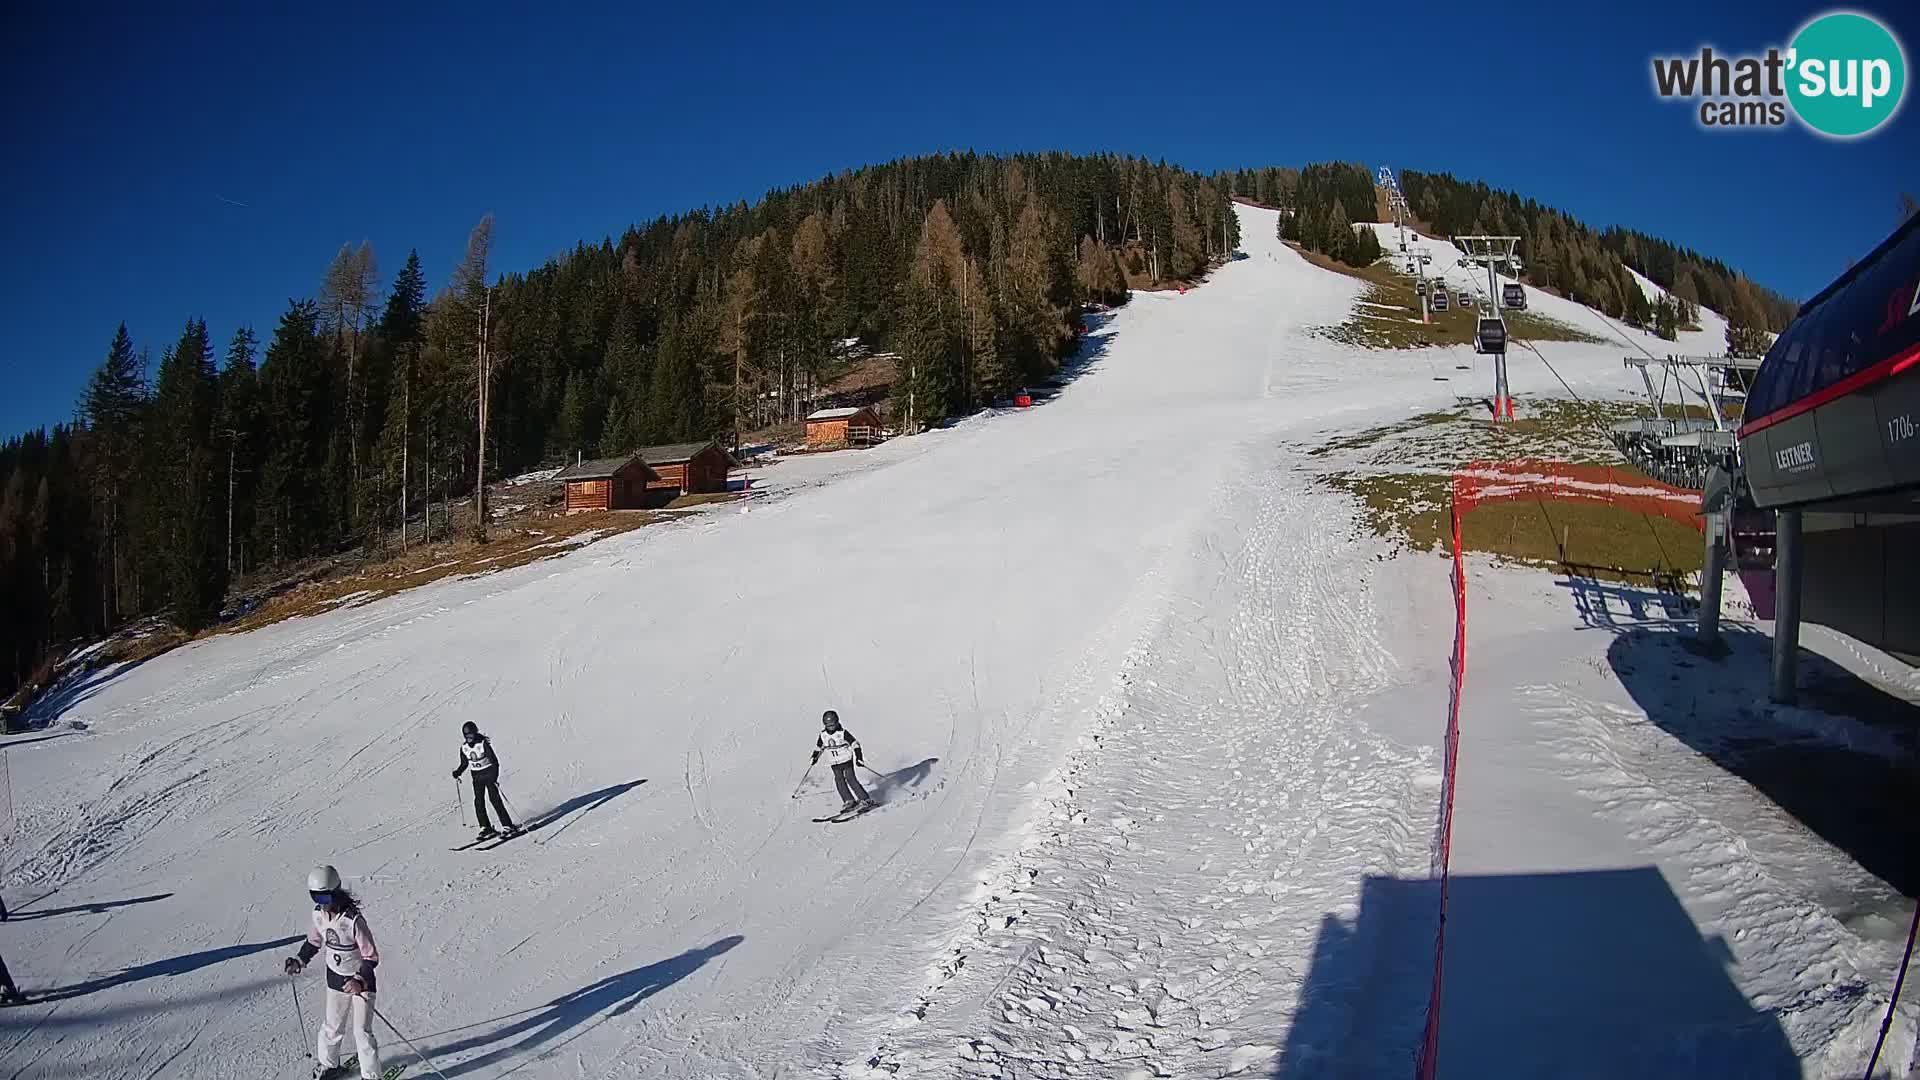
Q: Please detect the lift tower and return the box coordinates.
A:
[1455,235,1521,419]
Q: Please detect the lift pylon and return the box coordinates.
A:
[1455,235,1521,420]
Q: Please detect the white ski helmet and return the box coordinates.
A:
[307,865,342,892]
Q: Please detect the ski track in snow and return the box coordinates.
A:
[1,205,1910,1079]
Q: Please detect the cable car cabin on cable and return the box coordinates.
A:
[1502,283,1527,310]
[1432,290,1450,312]
[1474,317,1507,354]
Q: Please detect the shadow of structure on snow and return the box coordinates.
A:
[1558,572,1694,629]
[1277,870,1797,1078]
[865,757,939,804]
[1606,624,1920,901]
[421,935,743,1076]
[523,779,648,838]
[4,891,172,922]
[35,934,301,1003]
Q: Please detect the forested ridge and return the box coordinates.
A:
[1398,169,1797,351]
[1,152,1241,703]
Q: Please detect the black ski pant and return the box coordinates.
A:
[831,761,869,805]
[0,952,14,993]
[470,769,515,830]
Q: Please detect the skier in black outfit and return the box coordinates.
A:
[452,721,518,841]
[810,710,873,814]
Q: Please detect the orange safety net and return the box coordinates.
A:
[1415,461,1701,1080]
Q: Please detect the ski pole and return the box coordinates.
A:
[455,778,466,827]
[369,1002,456,1080]
[288,976,311,1058]
[789,760,816,799]
[859,762,887,779]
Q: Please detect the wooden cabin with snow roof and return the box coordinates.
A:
[805,406,883,449]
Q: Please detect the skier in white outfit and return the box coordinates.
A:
[283,865,382,1080]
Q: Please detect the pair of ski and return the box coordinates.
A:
[449,824,532,852]
[813,802,877,824]
[314,1057,404,1080]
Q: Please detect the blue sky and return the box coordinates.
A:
[2,2,1914,436]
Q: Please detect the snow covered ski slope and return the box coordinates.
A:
[1,205,1910,1078]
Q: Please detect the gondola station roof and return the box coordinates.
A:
[1739,214,1920,511]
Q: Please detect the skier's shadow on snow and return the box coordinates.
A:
[33,934,301,1003]
[521,779,647,840]
[864,758,939,804]
[421,935,744,1075]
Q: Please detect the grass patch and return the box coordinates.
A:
[664,492,737,509]
[1294,245,1605,350]
[1306,397,1661,470]
[1327,470,1701,586]
[220,509,664,635]
[1315,399,1705,588]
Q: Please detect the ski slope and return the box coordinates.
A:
[1,205,1911,1079]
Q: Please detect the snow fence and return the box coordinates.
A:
[1415,461,1704,1080]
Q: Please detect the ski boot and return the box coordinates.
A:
[475,826,500,843]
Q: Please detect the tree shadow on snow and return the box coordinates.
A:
[33,934,301,1003]
[18,653,166,729]
[865,758,939,805]
[1606,624,1920,902]
[1275,870,1798,1078]
[420,935,744,1076]
[522,779,647,841]
[4,891,172,922]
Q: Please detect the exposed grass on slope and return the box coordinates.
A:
[1312,400,1703,587]
[1293,245,1605,350]
[219,509,674,635]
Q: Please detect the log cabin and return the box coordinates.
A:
[552,454,657,512]
[805,406,883,449]
[637,441,732,497]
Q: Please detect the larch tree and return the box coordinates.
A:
[450,215,494,540]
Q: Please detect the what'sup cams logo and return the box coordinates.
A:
[1651,10,1907,137]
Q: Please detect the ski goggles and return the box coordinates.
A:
[310,891,334,907]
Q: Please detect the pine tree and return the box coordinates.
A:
[80,324,147,626]
[1654,295,1678,341]
[1326,198,1354,264]
[143,319,225,630]
[216,327,261,576]
[256,300,327,562]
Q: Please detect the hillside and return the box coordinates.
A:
[2,205,1910,1079]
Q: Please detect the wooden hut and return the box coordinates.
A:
[552,454,657,512]
[637,441,732,497]
[805,406,883,449]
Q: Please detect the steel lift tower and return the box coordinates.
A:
[1376,167,1431,322]
[1456,235,1521,419]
